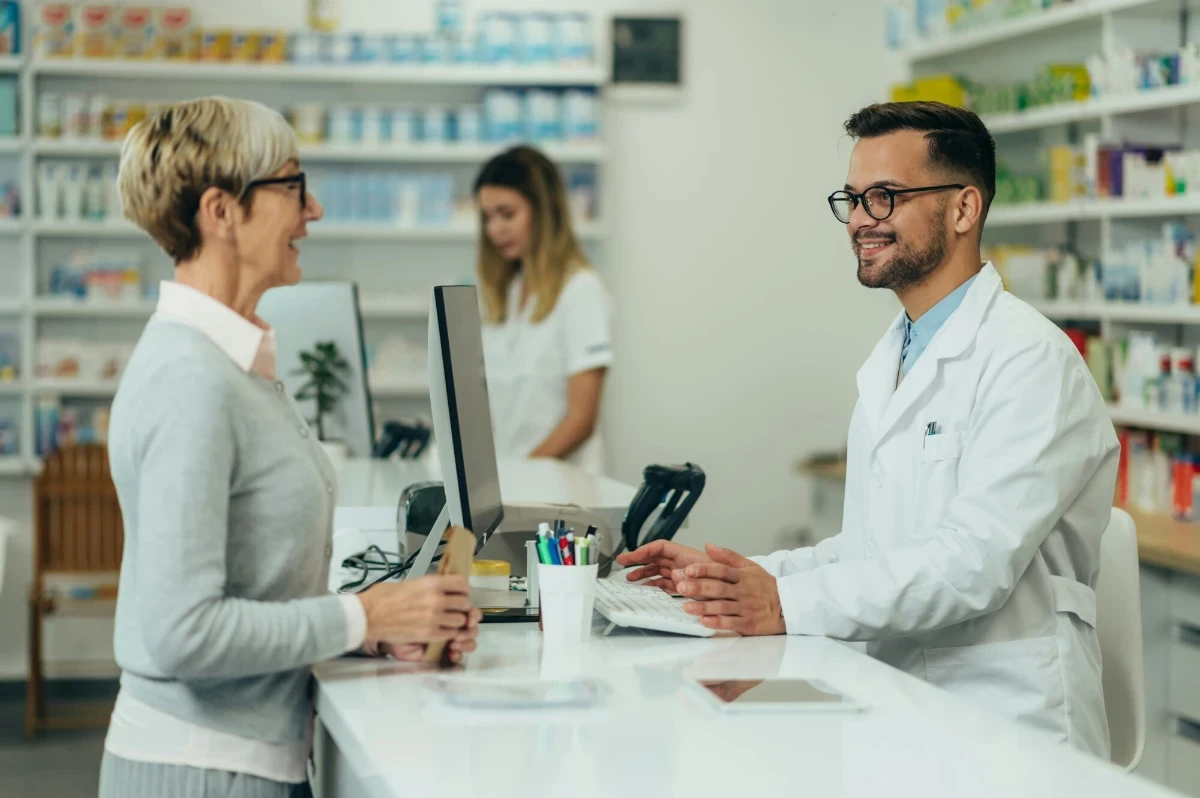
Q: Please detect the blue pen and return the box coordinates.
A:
[548,529,563,565]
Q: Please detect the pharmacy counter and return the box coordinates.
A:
[311,626,1174,798]
[1126,509,1200,578]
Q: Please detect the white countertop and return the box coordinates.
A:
[314,625,1176,798]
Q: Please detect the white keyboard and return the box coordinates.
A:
[594,579,715,637]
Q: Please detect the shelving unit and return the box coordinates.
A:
[28,217,602,242]
[1027,300,1200,325]
[29,58,606,86]
[1107,405,1200,436]
[989,195,1200,227]
[0,42,609,476]
[900,0,1159,61]
[32,138,607,164]
[983,82,1200,135]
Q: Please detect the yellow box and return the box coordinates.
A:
[77,4,117,59]
[199,29,233,62]
[256,30,288,63]
[34,3,76,58]
[159,7,199,61]
[230,31,258,62]
[912,74,968,108]
[1048,64,1092,101]
[117,6,156,60]
[890,83,919,103]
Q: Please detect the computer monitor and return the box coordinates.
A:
[257,281,375,456]
[407,285,504,579]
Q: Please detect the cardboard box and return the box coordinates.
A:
[159,7,198,61]
[117,6,156,60]
[78,4,117,59]
[34,3,75,58]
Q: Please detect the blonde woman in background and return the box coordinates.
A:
[101,97,480,798]
[475,145,613,473]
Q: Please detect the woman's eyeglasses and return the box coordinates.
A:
[243,172,308,210]
[827,183,964,224]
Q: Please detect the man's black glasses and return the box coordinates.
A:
[243,173,307,210]
[827,183,964,224]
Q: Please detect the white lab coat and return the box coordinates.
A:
[756,264,1118,757]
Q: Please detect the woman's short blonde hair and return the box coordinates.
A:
[118,96,298,262]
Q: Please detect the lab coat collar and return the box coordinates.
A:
[855,263,1001,444]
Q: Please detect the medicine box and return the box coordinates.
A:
[77,4,117,59]
[34,2,75,58]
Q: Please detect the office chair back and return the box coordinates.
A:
[1096,507,1145,771]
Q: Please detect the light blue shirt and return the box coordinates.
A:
[901,274,977,377]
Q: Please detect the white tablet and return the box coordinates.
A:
[686,677,866,713]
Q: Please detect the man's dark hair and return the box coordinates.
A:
[844,101,996,220]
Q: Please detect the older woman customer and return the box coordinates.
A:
[99,97,481,798]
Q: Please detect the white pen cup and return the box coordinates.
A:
[525,540,540,608]
[537,563,598,645]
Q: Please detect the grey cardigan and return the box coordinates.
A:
[108,320,350,745]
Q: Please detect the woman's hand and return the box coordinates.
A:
[356,575,476,646]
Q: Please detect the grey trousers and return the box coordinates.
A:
[98,752,313,798]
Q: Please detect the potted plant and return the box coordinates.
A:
[293,340,351,462]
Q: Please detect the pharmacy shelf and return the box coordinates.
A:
[0,297,23,314]
[29,59,607,87]
[369,374,430,397]
[0,217,23,234]
[31,218,602,241]
[1028,300,1200,325]
[33,138,122,157]
[901,0,1159,61]
[358,295,429,319]
[1108,405,1200,435]
[32,298,154,318]
[0,136,24,153]
[0,457,30,476]
[31,219,146,238]
[300,141,605,164]
[988,195,1200,227]
[0,55,22,73]
[0,381,23,395]
[33,138,607,164]
[33,378,120,397]
[984,82,1200,134]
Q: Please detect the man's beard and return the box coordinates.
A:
[856,217,948,292]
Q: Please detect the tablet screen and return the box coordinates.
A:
[697,678,848,706]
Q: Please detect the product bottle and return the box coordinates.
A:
[1178,350,1197,415]
[308,0,339,33]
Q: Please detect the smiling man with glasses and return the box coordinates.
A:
[618,101,1120,758]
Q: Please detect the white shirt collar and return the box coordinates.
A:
[153,281,277,379]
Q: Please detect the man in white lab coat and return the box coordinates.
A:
[618,101,1120,758]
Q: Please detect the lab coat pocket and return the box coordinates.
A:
[923,636,1068,744]
[913,431,965,539]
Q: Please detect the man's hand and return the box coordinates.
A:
[674,544,785,636]
[615,540,711,593]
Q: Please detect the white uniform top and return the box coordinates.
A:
[753,263,1118,758]
[482,268,613,473]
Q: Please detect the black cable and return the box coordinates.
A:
[355,543,445,592]
[338,545,402,593]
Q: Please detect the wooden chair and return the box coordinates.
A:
[26,443,124,738]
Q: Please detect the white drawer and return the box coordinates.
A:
[1168,729,1200,797]
[1170,635,1200,722]
[1171,574,1200,628]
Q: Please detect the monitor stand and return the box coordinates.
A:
[404,504,450,581]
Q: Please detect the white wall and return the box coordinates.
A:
[0,0,898,678]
